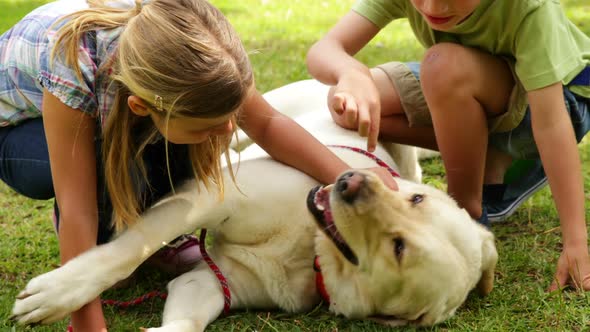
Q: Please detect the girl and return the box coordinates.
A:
[0,0,396,330]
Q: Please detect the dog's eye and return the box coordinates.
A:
[393,237,405,260]
[409,194,424,205]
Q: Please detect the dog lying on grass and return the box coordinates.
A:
[12,79,497,331]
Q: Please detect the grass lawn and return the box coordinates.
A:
[1,0,590,331]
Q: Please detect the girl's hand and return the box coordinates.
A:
[365,166,398,191]
[70,298,107,332]
[329,69,381,152]
[548,245,590,291]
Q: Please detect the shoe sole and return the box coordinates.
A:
[488,176,548,222]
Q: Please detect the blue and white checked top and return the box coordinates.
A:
[0,0,127,127]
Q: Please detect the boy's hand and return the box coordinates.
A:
[548,245,590,291]
[329,69,381,152]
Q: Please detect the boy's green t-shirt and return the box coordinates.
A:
[353,0,590,130]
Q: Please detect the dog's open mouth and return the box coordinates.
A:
[307,186,358,265]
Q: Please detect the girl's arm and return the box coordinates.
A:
[239,88,397,189]
[42,90,108,331]
[527,83,590,290]
[238,89,349,185]
[306,10,383,151]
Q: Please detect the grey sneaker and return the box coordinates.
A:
[477,205,491,229]
[484,159,548,222]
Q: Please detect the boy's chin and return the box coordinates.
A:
[427,23,456,32]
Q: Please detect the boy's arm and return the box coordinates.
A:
[306,11,383,151]
[527,83,590,290]
[306,10,380,84]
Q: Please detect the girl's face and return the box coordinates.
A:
[152,112,235,145]
[410,0,480,31]
[127,95,236,145]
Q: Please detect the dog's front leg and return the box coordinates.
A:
[12,187,227,326]
[142,265,226,332]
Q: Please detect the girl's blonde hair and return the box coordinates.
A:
[52,0,252,231]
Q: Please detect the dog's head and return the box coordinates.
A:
[308,170,497,326]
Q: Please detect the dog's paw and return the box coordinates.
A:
[141,327,188,332]
[140,320,205,332]
[11,264,105,325]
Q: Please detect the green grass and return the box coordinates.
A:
[1,0,590,331]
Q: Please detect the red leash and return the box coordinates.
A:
[313,256,330,304]
[100,290,167,308]
[67,229,230,332]
[188,146,398,314]
[67,145,396,331]
[66,291,168,331]
[327,144,400,178]
[199,229,232,314]
[315,145,400,304]
[198,145,397,313]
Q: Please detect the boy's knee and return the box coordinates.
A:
[420,43,472,98]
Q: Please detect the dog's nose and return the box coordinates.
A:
[336,171,365,203]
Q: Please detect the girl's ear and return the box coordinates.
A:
[128,95,151,117]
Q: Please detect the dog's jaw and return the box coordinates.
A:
[313,232,373,318]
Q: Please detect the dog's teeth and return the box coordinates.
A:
[314,191,323,210]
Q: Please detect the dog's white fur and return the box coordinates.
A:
[12,80,497,331]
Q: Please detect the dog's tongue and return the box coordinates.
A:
[315,187,350,244]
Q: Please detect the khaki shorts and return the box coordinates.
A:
[376,61,528,133]
[377,61,590,159]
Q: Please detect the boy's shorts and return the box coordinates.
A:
[378,61,590,160]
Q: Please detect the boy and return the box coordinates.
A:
[307,0,589,291]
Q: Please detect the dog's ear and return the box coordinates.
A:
[476,229,498,296]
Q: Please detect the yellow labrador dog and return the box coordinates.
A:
[12,80,497,331]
